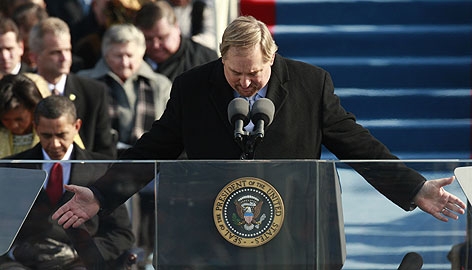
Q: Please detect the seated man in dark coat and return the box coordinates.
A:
[0,95,134,270]
[135,1,218,82]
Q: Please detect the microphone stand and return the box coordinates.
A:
[240,135,259,160]
[238,133,264,160]
[230,97,274,160]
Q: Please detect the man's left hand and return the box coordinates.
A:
[414,176,466,222]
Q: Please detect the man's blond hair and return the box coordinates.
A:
[29,17,70,54]
[220,16,278,63]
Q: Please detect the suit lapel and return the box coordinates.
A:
[63,75,80,105]
[19,144,52,203]
[68,146,91,183]
[265,55,290,124]
[25,144,45,169]
[208,60,236,134]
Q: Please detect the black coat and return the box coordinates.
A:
[96,55,426,212]
[64,74,115,158]
[154,37,218,82]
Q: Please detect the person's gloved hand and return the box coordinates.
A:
[13,238,78,269]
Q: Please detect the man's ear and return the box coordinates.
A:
[28,51,38,68]
[18,40,24,55]
[74,118,82,132]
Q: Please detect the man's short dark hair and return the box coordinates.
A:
[34,95,77,125]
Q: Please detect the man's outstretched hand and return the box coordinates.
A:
[414,176,466,222]
[52,185,100,229]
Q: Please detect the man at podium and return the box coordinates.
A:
[53,15,464,232]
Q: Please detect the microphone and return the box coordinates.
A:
[397,252,423,270]
[227,98,250,140]
[250,98,275,138]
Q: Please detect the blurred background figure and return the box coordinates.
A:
[0,17,33,78]
[135,0,218,82]
[45,0,86,29]
[11,2,49,70]
[166,0,217,51]
[0,0,47,18]
[72,0,151,69]
[0,74,43,158]
[78,23,172,154]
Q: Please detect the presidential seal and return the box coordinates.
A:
[213,177,285,248]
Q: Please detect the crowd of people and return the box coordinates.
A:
[0,1,467,270]
[0,0,220,160]
[0,0,222,269]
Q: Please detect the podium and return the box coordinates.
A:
[156,160,346,270]
[455,167,472,201]
[0,168,47,255]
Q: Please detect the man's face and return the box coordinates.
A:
[92,0,110,27]
[0,105,33,135]
[0,31,24,75]
[222,44,274,98]
[140,18,181,64]
[105,41,143,81]
[32,33,72,83]
[35,115,81,160]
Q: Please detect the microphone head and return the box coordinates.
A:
[228,98,250,125]
[251,98,275,127]
[397,252,423,270]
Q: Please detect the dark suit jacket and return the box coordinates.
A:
[64,74,115,158]
[1,143,134,265]
[95,55,425,212]
[18,62,34,74]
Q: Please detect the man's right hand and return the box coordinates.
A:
[52,185,100,229]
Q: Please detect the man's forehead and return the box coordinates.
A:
[37,115,74,126]
[142,19,175,34]
[224,49,267,69]
[0,31,18,39]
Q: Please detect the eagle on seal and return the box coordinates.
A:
[235,201,264,230]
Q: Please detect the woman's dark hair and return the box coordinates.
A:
[0,74,43,119]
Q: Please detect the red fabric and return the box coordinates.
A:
[239,0,276,33]
[46,163,63,206]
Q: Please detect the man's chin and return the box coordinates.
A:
[237,89,257,97]
[48,153,64,160]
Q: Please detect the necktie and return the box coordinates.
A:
[52,88,60,96]
[244,94,259,130]
[248,93,261,109]
[46,163,63,206]
[248,96,255,108]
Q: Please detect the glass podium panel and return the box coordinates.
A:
[336,160,470,270]
[0,160,156,270]
[0,167,47,255]
[156,160,472,270]
[157,160,344,270]
[0,160,472,270]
